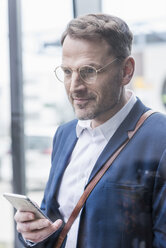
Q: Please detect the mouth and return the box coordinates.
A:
[73,98,90,105]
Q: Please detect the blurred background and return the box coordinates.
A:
[0,0,166,247]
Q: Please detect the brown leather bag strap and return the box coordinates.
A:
[54,109,156,248]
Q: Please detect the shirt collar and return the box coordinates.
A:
[76,90,137,140]
[76,119,91,137]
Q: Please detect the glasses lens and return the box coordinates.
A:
[80,66,97,83]
[55,66,72,83]
[55,66,64,82]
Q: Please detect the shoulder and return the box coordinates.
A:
[51,119,78,162]
[53,119,78,142]
[147,111,166,129]
[57,119,78,134]
[143,111,166,147]
[58,119,78,131]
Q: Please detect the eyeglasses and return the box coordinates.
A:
[54,58,119,84]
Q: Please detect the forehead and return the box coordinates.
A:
[62,36,112,66]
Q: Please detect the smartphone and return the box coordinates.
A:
[3,192,52,222]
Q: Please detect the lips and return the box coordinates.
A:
[70,93,95,107]
[73,98,90,104]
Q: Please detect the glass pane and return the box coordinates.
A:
[1,1,74,247]
[21,0,74,194]
[0,0,13,247]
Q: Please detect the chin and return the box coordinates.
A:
[75,113,89,120]
[78,116,91,120]
[75,111,95,120]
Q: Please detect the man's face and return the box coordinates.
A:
[62,36,126,127]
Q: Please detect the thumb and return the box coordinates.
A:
[52,219,63,231]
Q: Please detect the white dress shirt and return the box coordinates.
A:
[57,90,137,248]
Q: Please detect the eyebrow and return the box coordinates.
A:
[61,62,102,69]
[87,63,101,68]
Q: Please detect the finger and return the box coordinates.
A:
[14,210,35,222]
[52,219,63,231]
[22,219,63,243]
[17,218,51,233]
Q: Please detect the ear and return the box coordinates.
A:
[122,57,135,86]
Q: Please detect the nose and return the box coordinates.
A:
[69,71,86,93]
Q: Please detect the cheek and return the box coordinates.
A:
[97,80,121,103]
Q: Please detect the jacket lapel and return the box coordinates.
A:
[87,98,149,185]
[51,122,78,196]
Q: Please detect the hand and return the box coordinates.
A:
[14,210,63,243]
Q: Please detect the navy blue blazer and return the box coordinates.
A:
[22,99,166,248]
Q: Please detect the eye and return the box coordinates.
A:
[80,66,96,81]
[81,66,96,75]
[61,67,72,76]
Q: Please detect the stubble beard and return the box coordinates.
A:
[69,72,123,121]
[73,87,123,121]
[73,102,97,120]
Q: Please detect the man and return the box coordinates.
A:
[15,14,166,248]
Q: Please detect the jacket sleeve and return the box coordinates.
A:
[18,227,66,248]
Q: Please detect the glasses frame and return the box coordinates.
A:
[54,57,119,84]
